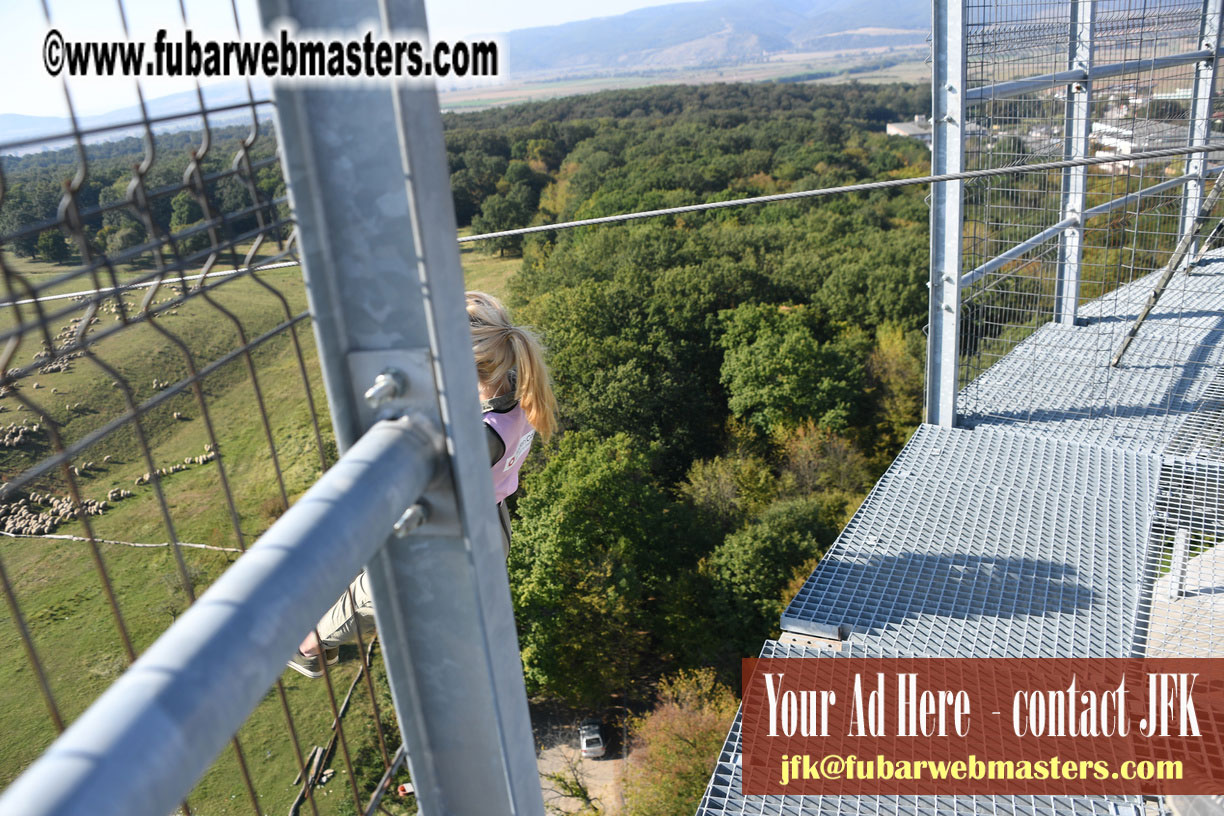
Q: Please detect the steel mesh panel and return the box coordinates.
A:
[780,425,1159,657]
[957,253,1224,665]
[0,1,399,809]
[1137,435,1224,657]
[1163,364,1224,459]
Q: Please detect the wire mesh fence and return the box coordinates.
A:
[947,0,1224,681]
[949,0,1224,670]
[957,0,1224,438]
[0,3,414,813]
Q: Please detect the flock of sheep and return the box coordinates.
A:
[0,492,107,537]
[0,298,211,539]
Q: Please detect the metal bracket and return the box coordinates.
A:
[779,617,846,643]
[348,349,434,429]
[778,631,845,652]
[347,349,461,538]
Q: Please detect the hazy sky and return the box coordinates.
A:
[3,0,691,118]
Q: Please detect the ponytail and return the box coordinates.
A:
[505,325,557,440]
[466,291,558,441]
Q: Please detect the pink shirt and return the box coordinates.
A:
[483,404,536,503]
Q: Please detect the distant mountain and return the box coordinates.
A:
[0,114,70,147]
[3,0,930,151]
[503,0,929,76]
[1,80,269,155]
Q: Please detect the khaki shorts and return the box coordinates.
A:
[315,571,376,649]
[314,502,512,648]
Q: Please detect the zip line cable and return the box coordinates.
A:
[7,143,1224,308]
[458,142,1224,243]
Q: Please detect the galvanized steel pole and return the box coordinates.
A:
[257,0,545,813]
[926,0,966,427]
[1182,0,1224,255]
[1054,0,1094,326]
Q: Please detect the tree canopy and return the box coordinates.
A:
[451,82,933,702]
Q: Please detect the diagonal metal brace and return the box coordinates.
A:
[1111,178,1224,367]
[1191,216,1224,269]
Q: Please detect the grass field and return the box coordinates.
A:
[458,227,522,298]
[0,238,519,812]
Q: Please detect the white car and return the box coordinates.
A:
[579,718,606,759]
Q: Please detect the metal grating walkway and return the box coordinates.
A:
[780,424,1159,656]
[695,253,1224,816]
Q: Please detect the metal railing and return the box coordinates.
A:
[928,0,1224,432]
[0,418,435,815]
[263,0,542,811]
[926,0,1224,685]
[0,0,542,813]
[0,11,350,808]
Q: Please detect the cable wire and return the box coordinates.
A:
[458,142,1224,243]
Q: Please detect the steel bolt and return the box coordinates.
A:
[393,503,428,538]
[364,368,408,409]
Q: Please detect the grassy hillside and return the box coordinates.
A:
[0,244,514,812]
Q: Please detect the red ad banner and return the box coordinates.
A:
[741,658,1224,796]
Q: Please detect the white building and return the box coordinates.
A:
[887,114,933,148]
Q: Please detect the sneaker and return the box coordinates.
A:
[286,647,340,678]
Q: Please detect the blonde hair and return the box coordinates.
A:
[466,291,557,441]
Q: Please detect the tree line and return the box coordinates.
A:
[0,124,286,264]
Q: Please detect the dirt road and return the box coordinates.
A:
[538,742,623,814]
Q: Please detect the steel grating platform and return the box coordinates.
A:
[1141,455,1224,658]
[779,424,1160,656]
[696,255,1224,816]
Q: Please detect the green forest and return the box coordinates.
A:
[446,83,934,814]
[0,124,286,263]
[441,82,933,701]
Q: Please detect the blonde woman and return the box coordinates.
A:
[288,292,557,677]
